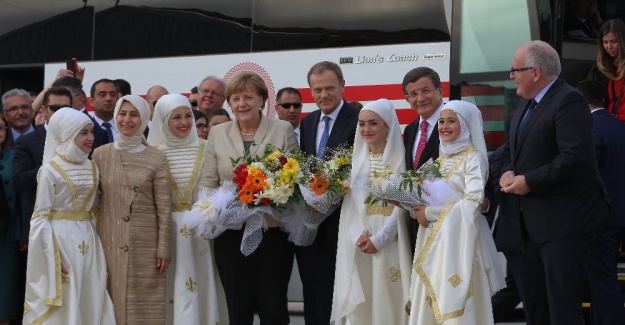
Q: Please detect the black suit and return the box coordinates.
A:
[298,101,359,325]
[12,126,45,244]
[402,117,439,254]
[504,78,610,325]
[586,108,625,324]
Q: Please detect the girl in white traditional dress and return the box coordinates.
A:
[331,98,412,325]
[407,100,505,325]
[23,107,116,325]
[147,94,223,325]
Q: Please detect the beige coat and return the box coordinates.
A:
[93,144,172,325]
[199,115,298,227]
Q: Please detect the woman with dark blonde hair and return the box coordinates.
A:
[199,71,297,324]
[596,18,625,122]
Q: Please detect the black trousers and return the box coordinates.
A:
[523,232,595,325]
[214,228,294,325]
[491,253,527,323]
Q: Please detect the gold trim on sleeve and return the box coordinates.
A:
[463,195,480,205]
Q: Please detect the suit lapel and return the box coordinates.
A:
[228,121,246,157]
[418,123,440,167]
[304,110,320,155]
[326,102,355,148]
[249,115,269,157]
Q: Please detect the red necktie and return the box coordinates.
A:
[413,120,428,170]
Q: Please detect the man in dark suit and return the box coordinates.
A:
[401,67,444,254]
[298,61,359,325]
[576,80,625,325]
[500,40,610,325]
[52,76,109,152]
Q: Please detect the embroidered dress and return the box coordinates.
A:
[23,156,115,325]
[408,147,504,325]
[160,141,222,325]
[331,99,411,325]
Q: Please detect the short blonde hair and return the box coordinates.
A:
[225,72,268,108]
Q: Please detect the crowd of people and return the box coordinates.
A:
[0,33,623,325]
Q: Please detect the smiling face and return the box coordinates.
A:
[198,79,226,113]
[358,110,389,150]
[438,109,462,143]
[115,102,142,137]
[603,32,620,59]
[74,123,94,153]
[168,106,193,138]
[228,88,263,125]
[404,76,444,119]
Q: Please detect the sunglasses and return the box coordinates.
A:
[189,100,198,107]
[46,104,67,112]
[278,102,302,109]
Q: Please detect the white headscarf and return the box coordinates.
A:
[42,107,92,165]
[147,94,199,147]
[113,95,150,152]
[438,100,488,164]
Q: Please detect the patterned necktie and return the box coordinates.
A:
[413,120,429,170]
[516,99,537,141]
[317,116,331,158]
[102,122,114,143]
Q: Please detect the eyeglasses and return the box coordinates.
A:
[278,102,302,109]
[0,125,7,131]
[509,67,535,75]
[196,123,209,130]
[407,87,437,100]
[189,100,198,107]
[200,89,224,97]
[46,104,67,112]
[4,105,32,113]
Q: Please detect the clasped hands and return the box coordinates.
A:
[499,170,531,195]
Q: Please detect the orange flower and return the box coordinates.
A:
[246,170,267,193]
[239,186,255,204]
[311,177,329,195]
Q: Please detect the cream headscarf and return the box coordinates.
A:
[438,100,488,166]
[113,95,150,152]
[42,107,92,165]
[147,94,199,147]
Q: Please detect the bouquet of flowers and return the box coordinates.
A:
[276,145,353,246]
[184,143,301,256]
[360,158,458,211]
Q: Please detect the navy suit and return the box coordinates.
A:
[586,108,625,324]
[403,118,439,255]
[84,110,109,153]
[504,78,610,324]
[298,101,359,325]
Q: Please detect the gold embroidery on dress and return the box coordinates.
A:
[463,195,480,204]
[390,267,401,282]
[179,225,191,239]
[79,240,89,256]
[49,210,91,221]
[23,302,30,314]
[365,203,394,216]
[62,273,70,284]
[448,274,462,287]
[167,141,205,212]
[32,212,49,218]
[185,277,197,292]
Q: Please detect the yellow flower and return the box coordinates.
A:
[267,150,282,161]
[247,165,260,175]
[283,158,299,173]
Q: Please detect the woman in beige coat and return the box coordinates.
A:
[93,95,172,325]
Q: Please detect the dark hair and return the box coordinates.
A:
[113,79,132,96]
[43,86,73,107]
[276,87,301,101]
[0,113,11,152]
[192,109,206,122]
[205,108,231,123]
[52,76,83,95]
[225,72,268,108]
[576,79,605,107]
[90,78,116,98]
[307,61,344,85]
[348,100,363,109]
[401,67,442,95]
[597,19,625,80]
[191,86,198,94]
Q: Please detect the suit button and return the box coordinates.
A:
[123,216,130,222]
[120,245,129,252]
[133,185,139,192]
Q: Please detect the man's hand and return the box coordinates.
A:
[501,175,531,195]
[499,170,516,189]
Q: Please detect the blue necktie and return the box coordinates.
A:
[516,99,537,141]
[317,116,331,158]
[102,122,114,143]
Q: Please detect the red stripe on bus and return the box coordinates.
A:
[297,82,450,102]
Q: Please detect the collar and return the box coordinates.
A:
[320,100,344,121]
[92,115,114,127]
[591,107,605,114]
[420,101,444,126]
[12,124,35,140]
[534,78,558,104]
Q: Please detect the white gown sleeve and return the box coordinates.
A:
[369,207,399,250]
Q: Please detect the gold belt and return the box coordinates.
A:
[49,210,92,221]
[365,204,394,216]
[171,202,192,212]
